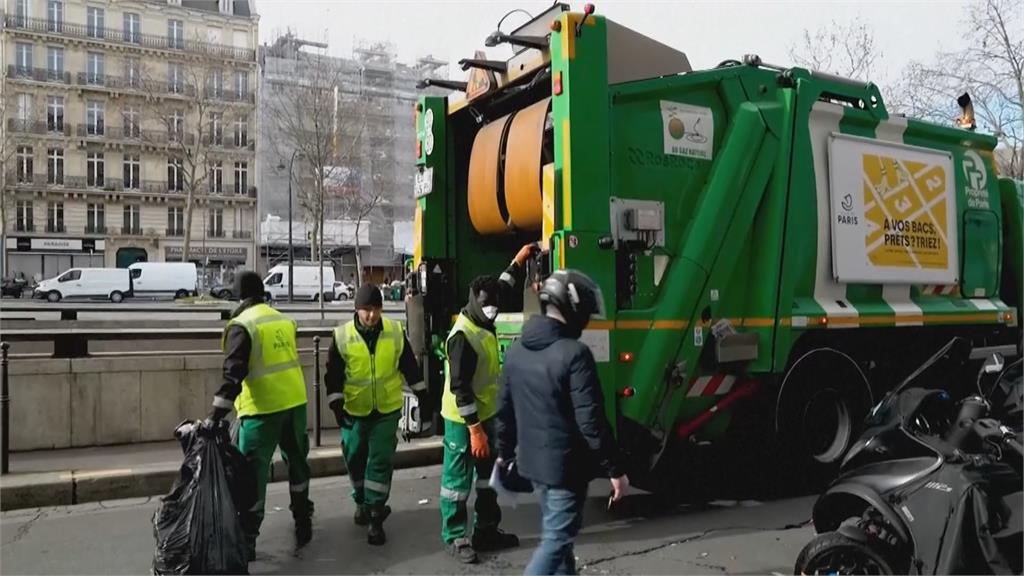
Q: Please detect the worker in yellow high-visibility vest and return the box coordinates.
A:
[325,284,427,545]
[441,243,536,564]
[210,270,313,561]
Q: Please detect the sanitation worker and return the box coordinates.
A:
[209,270,313,560]
[441,243,537,564]
[496,269,629,575]
[325,284,428,545]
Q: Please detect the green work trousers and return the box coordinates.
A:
[340,409,401,510]
[237,404,312,545]
[439,417,501,544]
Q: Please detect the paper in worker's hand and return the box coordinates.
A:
[488,459,533,509]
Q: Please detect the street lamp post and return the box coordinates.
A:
[279,151,301,303]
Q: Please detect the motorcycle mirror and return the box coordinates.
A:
[983,353,1005,375]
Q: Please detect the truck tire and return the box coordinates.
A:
[794,531,896,575]
[109,291,124,303]
[47,290,62,303]
[776,348,872,491]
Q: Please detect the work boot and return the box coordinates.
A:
[445,537,478,564]
[472,528,520,552]
[292,498,314,547]
[367,506,389,546]
[245,538,257,563]
[354,504,369,526]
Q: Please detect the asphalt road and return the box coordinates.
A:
[1,465,815,575]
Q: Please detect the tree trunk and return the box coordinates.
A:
[182,188,194,264]
[354,220,363,286]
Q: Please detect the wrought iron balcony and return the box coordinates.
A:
[166,227,184,237]
[6,118,72,136]
[45,223,66,233]
[85,225,106,235]
[6,64,72,84]
[232,230,253,239]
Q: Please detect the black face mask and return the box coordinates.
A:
[466,287,499,327]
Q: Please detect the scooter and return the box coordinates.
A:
[795,337,1023,575]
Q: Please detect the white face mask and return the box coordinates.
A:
[482,305,499,320]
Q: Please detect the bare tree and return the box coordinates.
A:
[0,83,14,276]
[332,162,383,287]
[788,17,883,81]
[889,0,1023,178]
[264,48,366,288]
[139,53,222,264]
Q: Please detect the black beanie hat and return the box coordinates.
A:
[355,284,383,309]
[234,270,264,301]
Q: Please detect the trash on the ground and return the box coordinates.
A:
[418,498,430,505]
[699,552,709,558]
[152,419,255,575]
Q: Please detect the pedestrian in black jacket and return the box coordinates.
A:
[496,270,629,576]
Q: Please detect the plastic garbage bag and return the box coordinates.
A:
[489,457,533,509]
[152,420,254,575]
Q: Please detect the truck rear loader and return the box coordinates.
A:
[407,3,1023,492]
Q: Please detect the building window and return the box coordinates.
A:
[14,0,29,26]
[167,19,184,49]
[47,201,64,233]
[123,105,140,138]
[167,206,184,236]
[233,118,247,147]
[125,57,141,88]
[47,0,63,32]
[86,101,105,136]
[15,43,32,75]
[168,62,183,94]
[208,68,223,98]
[47,148,64,185]
[87,152,105,188]
[123,13,140,44]
[123,154,140,190]
[16,146,33,183]
[208,208,223,237]
[169,110,184,142]
[46,95,64,132]
[234,71,248,99]
[86,52,104,84]
[47,46,64,81]
[123,204,141,234]
[16,201,34,232]
[210,112,223,145]
[86,6,104,38]
[209,161,223,194]
[233,161,248,195]
[168,158,184,191]
[14,94,32,129]
[87,204,105,234]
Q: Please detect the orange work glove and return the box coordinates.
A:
[468,423,491,460]
[512,242,540,267]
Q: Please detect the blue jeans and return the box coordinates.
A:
[525,483,587,576]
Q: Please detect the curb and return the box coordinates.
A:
[0,440,443,512]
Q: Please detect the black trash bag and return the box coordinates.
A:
[152,420,254,575]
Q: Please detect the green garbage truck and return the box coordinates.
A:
[406,3,1022,491]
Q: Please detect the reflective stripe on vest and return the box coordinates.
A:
[333,317,405,416]
[441,313,500,423]
[224,304,307,417]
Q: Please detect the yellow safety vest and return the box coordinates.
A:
[333,317,405,416]
[441,313,500,423]
[223,303,307,417]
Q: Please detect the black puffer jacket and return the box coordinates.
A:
[496,315,623,489]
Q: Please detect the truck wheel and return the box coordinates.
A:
[47,291,62,303]
[776,348,872,491]
[174,289,189,300]
[109,291,124,303]
[795,532,896,575]
[264,292,272,303]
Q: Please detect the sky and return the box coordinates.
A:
[252,0,976,87]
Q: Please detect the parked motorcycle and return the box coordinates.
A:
[795,337,1023,575]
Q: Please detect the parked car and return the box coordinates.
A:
[34,268,131,303]
[263,265,335,302]
[128,262,198,299]
[209,283,234,300]
[333,281,354,301]
[1,274,29,298]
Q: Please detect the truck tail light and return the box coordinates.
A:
[553,71,563,96]
[619,351,634,363]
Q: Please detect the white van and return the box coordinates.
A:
[128,262,198,299]
[263,264,335,302]
[35,268,132,303]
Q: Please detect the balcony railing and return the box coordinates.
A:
[15,223,35,233]
[207,229,226,238]
[166,227,184,237]
[45,223,66,233]
[3,14,257,61]
[232,230,253,239]
[205,88,255,104]
[7,118,72,136]
[75,71,197,97]
[7,64,72,84]
[85,225,106,234]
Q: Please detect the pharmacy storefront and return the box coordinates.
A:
[5,237,105,282]
[164,245,249,290]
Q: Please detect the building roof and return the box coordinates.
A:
[175,0,255,17]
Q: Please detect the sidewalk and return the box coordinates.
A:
[0,429,442,512]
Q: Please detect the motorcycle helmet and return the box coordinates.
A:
[538,269,605,337]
